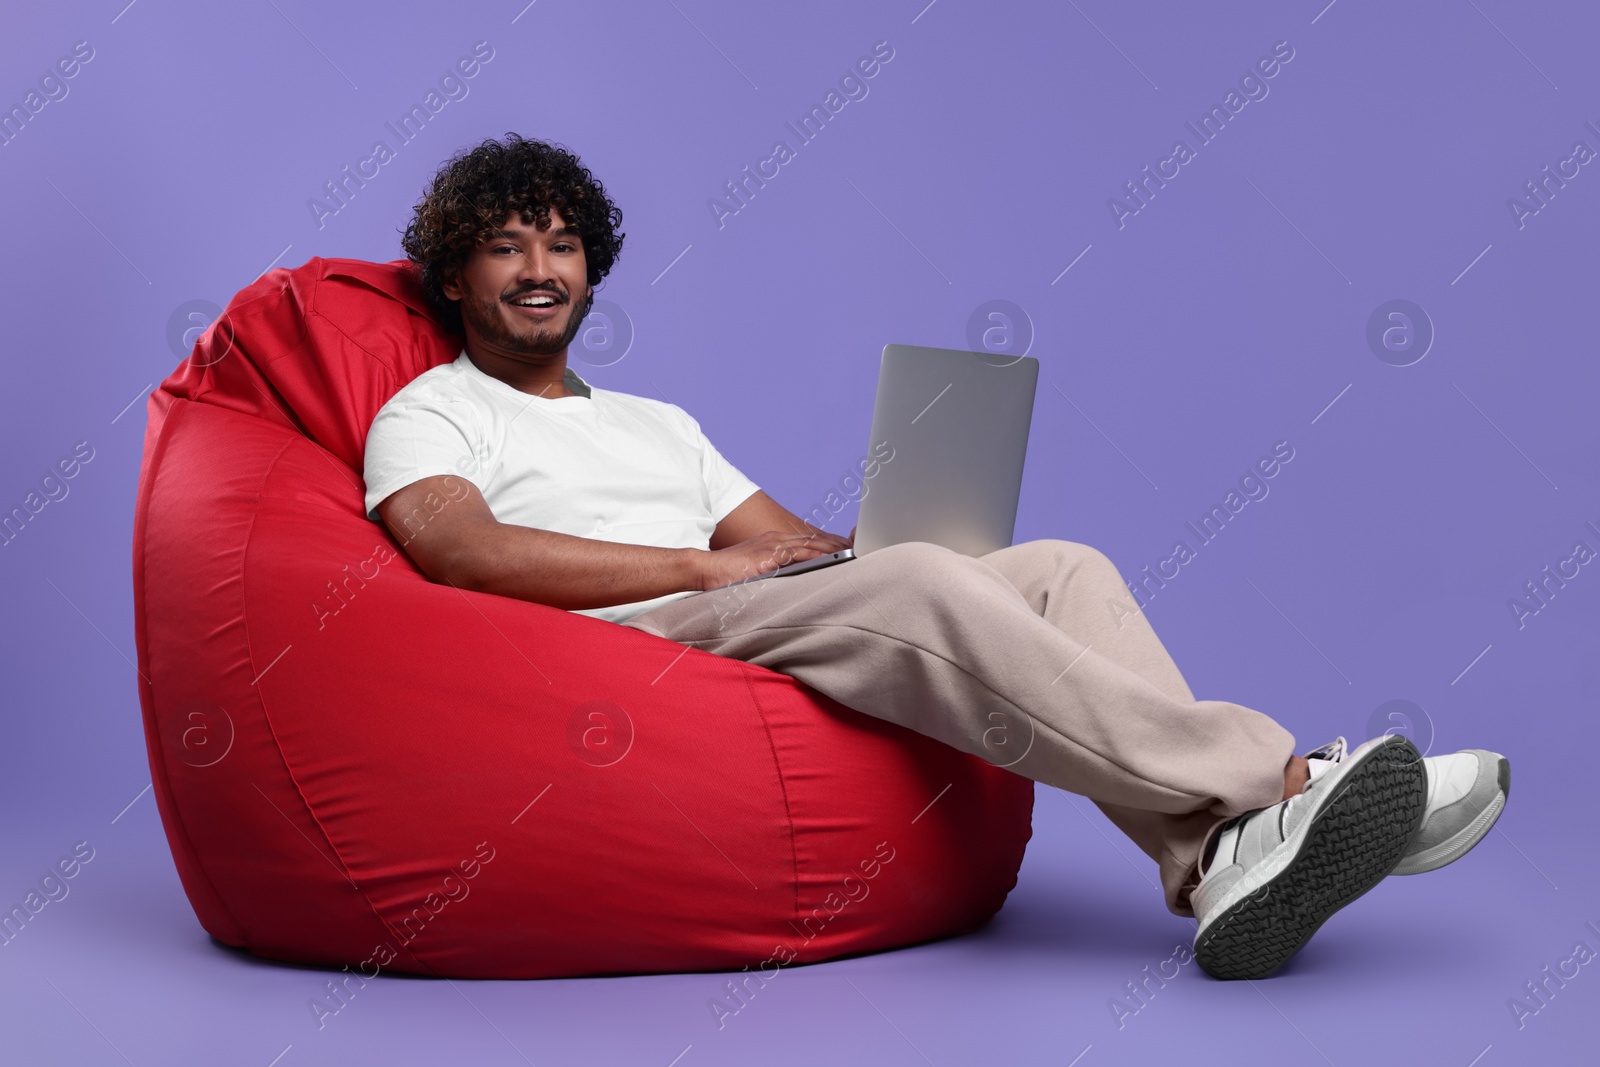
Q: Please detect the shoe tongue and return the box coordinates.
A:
[1306,756,1339,784]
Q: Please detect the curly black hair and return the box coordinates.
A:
[400,134,625,336]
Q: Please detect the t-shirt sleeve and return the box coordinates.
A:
[362,396,484,522]
[679,410,760,524]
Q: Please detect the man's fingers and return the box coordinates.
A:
[744,530,849,572]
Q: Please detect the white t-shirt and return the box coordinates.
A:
[362,350,760,623]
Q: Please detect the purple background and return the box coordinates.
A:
[3,0,1596,1063]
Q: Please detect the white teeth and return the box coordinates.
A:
[513,296,556,307]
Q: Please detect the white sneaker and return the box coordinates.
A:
[1392,749,1509,876]
[1191,734,1427,980]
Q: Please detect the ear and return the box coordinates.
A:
[441,268,462,302]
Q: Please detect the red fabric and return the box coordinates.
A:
[131,256,1034,978]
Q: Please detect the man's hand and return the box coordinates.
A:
[694,529,851,591]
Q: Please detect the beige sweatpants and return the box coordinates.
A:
[622,539,1297,916]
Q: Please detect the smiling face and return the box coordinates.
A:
[442,209,592,371]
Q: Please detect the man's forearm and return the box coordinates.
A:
[441,521,704,610]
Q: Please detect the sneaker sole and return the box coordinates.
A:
[1194,735,1427,980]
[1390,755,1509,876]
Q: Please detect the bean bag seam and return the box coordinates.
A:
[297,273,416,478]
[133,397,252,944]
[733,661,803,933]
[219,266,381,491]
[292,319,395,385]
[231,277,347,471]
[298,267,412,402]
[185,270,299,412]
[240,367,362,495]
[246,432,440,976]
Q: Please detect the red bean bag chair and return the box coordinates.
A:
[130,256,1035,979]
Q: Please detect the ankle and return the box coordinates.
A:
[1282,755,1310,801]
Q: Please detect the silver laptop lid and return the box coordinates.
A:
[853,343,1039,557]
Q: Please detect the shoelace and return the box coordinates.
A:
[1304,737,1348,765]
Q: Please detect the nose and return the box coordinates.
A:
[515,251,560,292]
[521,255,560,289]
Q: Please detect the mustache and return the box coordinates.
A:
[505,286,565,303]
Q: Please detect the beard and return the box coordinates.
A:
[459,285,591,357]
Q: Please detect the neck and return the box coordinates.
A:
[464,347,578,398]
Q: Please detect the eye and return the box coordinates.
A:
[493,244,520,254]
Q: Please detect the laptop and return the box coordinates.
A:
[749,342,1039,582]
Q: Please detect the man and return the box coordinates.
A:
[364,134,1509,980]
